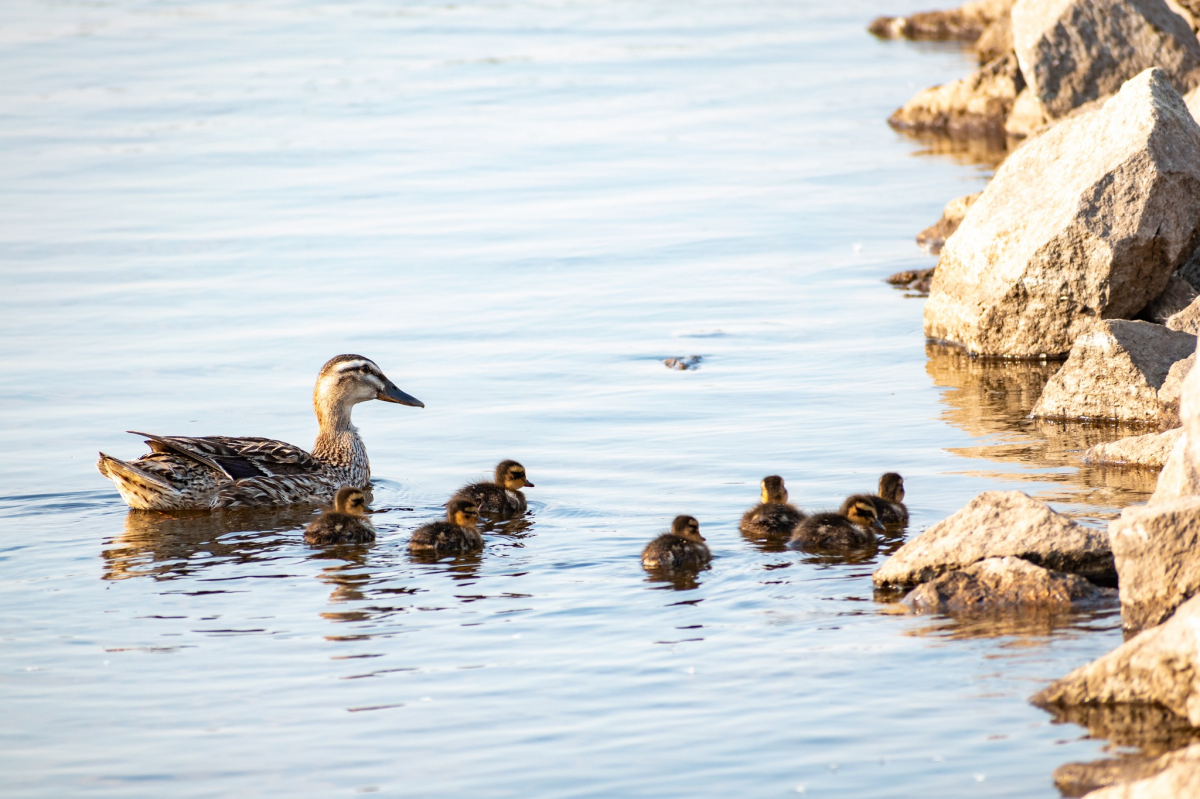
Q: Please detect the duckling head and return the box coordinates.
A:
[332,486,368,516]
[841,497,884,531]
[879,472,905,503]
[760,475,788,504]
[671,515,704,542]
[496,460,534,490]
[446,497,481,529]
[313,354,424,426]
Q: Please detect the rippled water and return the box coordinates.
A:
[0,1,1162,796]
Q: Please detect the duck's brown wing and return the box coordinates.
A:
[131,431,324,481]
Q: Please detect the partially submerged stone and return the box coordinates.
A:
[1032,593,1200,725]
[1084,429,1184,469]
[1013,0,1200,121]
[887,267,936,293]
[873,490,1114,588]
[1110,496,1200,633]
[902,556,1113,612]
[916,192,981,255]
[924,69,1200,357]
[1030,321,1196,424]
[889,53,1024,137]
[869,0,1015,42]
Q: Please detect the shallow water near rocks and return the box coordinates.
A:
[0,1,1162,796]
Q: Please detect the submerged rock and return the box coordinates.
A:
[873,490,1114,588]
[1110,496,1200,633]
[1084,429,1184,469]
[869,0,1015,42]
[924,69,1200,358]
[889,53,1025,138]
[1032,593,1200,726]
[1013,0,1200,121]
[902,556,1113,612]
[1030,321,1196,424]
[916,192,981,255]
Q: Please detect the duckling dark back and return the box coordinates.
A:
[868,473,909,525]
[789,496,879,550]
[454,460,534,518]
[305,486,376,545]
[410,497,484,553]
[740,475,806,538]
[642,515,711,571]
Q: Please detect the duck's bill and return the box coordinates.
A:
[871,519,885,531]
[524,480,535,488]
[378,381,424,407]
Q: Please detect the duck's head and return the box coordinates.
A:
[671,515,704,542]
[446,497,481,529]
[841,496,884,531]
[879,472,905,503]
[760,475,788,504]
[332,486,368,516]
[495,460,534,490]
[314,354,423,423]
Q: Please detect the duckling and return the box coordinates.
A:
[453,460,534,518]
[867,472,909,525]
[739,475,807,538]
[789,496,883,549]
[409,498,484,554]
[642,515,712,571]
[305,486,376,545]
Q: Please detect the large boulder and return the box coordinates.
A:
[888,53,1025,137]
[873,491,1115,588]
[1110,497,1200,633]
[1084,429,1185,469]
[1030,321,1196,423]
[924,69,1200,358]
[1152,341,1200,501]
[1012,0,1200,121]
[916,192,982,255]
[902,556,1114,612]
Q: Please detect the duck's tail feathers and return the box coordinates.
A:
[97,452,180,510]
[127,430,231,478]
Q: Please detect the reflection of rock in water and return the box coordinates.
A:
[926,343,1157,510]
[102,507,316,581]
[1040,702,1200,759]
[903,130,1010,168]
[895,604,1119,643]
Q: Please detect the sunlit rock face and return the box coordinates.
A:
[1084,429,1184,469]
[924,69,1200,358]
[1109,497,1200,633]
[901,556,1113,612]
[1153,341,1200,501]
[1030,321,1196,424]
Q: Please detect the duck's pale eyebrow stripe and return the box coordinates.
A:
[335,360,376,374]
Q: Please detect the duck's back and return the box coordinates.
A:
[790,513,876,549]
[455,482,524,516]
[642,534,711,570]
[409,521,484,553]
[870,496,909,525]
[740,502,805,537]
[305,512,376,545]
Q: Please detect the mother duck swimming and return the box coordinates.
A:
[97,355,423,510]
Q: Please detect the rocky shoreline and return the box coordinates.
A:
[874,1,1200,795]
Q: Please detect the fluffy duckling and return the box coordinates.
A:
[642,515,712,571]
[739,475,807,538]
[868,472,909,525]
[789,496,883,549]
[409,498,484,554]
[305,486,376,545]
[453,460,534,518]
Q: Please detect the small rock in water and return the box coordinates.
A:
[901,556,1114,613]
[1083,429,1184,470]
[663,356,702,371]
[888,52,1024,139]
[886,267,936,294]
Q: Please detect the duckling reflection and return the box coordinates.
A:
[866,472,909,526]
[642,516,711,571]
[453,460,534,519]
[102,506,314,581]
[306,487,376,545]
[409,498,483,554]
[740,476,806,551]
[789,497,882,550]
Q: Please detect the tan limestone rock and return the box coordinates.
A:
[1058,744,1200,797]
[924,69,1200,358]
[1152,341,1200,501]
[1084,429,1184,468]
[1012,0,1200,121]
[1109,497,1200,633]
[1084,748,1200,798]
[1004,86,1050,136]
[916,192,982,255]
[889,53,1025,137]
[1158,353,1196,429]
[1144,275,1199,324]
[1169,298,1200,335]
[869,0,1015,42]
[1030,321,1196,424]
[975,11,1015,63]
[873,490,1114,588]
[902,556,1113,612]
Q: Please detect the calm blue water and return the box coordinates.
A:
[0,1,1156,796]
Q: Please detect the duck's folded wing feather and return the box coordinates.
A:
[130,431,324,481]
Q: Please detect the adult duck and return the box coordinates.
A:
[97,354,423,510]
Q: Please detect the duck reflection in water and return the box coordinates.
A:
[102,506,315,582]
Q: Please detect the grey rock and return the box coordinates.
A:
[902,556,1113,612]
[1084,429,1184,468]
[889,53,1025,138]
[925,69,1200,358]
[1030,321,1196,424]
[916,192,981,255]
[873,490,1115,588]
[1144,275,1199,324]
[1012,0,1200,120]
[1032,593,1200,724]
[1110,496,1200,633]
